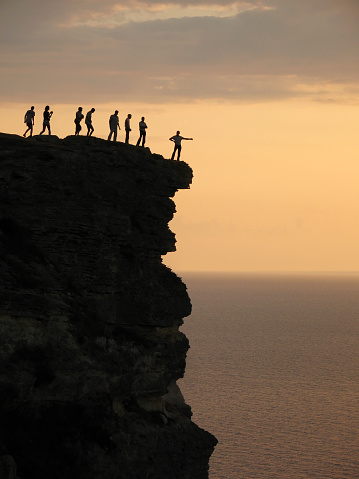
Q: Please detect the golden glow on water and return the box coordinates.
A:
[179,273,359,478]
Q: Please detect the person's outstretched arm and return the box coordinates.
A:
[184,137,193,140]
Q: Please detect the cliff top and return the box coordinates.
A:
[0,132,216,479]
[0,132,193,325]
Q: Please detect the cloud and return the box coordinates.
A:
[0,0,257,31]
[1,0,358,103]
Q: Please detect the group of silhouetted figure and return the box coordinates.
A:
[23,106,193,161]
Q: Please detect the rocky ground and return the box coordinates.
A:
[0,133,217,479]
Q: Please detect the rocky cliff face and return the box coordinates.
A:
[0,133,216,479]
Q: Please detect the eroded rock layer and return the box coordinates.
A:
[0,133,216,479]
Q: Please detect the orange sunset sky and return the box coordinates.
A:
[1,0,359,272]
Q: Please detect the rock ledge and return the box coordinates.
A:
[0,133,216,479]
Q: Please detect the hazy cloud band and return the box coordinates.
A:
[1,0,358,103]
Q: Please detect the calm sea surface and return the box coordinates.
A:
[178,273,359,479]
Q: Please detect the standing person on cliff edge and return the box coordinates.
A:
[23,106,35,137]
[39,106,53,135]
[125,114,132,144]
[108,110,121,141]
[74,107,84,136]
[169,131,193,161]
[85,108,95,136]
[136,117,147,147]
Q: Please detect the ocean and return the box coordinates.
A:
[178,273,359,479]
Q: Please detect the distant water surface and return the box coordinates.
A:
[178,273,359,479]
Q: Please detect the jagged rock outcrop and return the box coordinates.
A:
[0,133,217,479]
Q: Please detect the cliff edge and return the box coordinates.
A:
[0,133,216,479]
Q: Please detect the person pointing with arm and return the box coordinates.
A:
[169,131,193,161]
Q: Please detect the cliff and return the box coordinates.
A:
[0,133,216,479]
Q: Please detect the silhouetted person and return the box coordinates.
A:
[39,106,53,135]
[125,114,132,144]
[136,117,147,147]
[108,110,120,141]
[74,107,84,135]
[23,106,35,137]
[169,131,193,161]
[85,108,95,136]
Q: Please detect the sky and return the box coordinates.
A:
[1,0,359,272]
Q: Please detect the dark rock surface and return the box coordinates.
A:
[0,133,217,479]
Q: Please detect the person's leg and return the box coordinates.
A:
[23,124,31,137]
[125,129,129,144]
[26,123,33,137]
[108,130,112,141]
[177,144,182,160]
[39,122,45,135]
[47,123,51,135]
[86,124,90,136]
[90,125,94,136]
[113,128,117,142]
[136,135,140,146]
[141,131,146,147]
[171,145,177,160]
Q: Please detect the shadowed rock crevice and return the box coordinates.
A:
[0,133,217,479]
